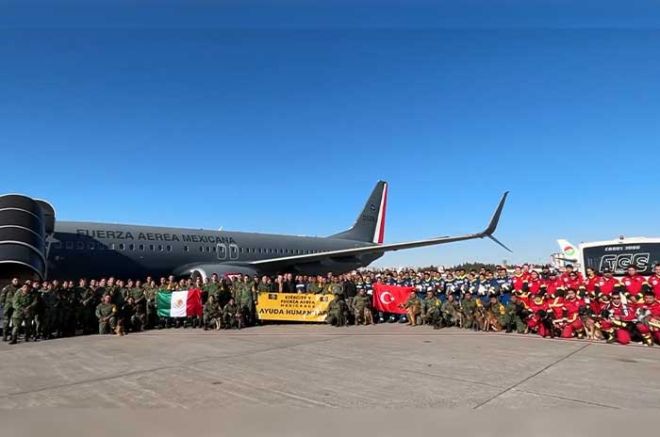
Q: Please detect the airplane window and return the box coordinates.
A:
[199,246,204,252]
[119,243,125,251]
[53,242,62,250]
[149,244,155,251]
[158,245,163,252]
[139,244,144,251]
[128,244,134,251]
[279,249,283,254]
[65,241,73,250]
[166,245,171,252]
[98,244,105,251]
[212,246,216,252]
[184,245,189,252]
[111,243,116,250]
[77,242,84,250]
[88,243,95,250]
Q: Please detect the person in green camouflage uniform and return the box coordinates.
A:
[421,290,442,328]
[351,289,373,325]
[10,284,38,344]
[460,292,477,329]
[502,294,527,333]
[78,280,97,334]
[203,295,220,330]
[326,294,347,327]
[222,297,239,329]
[235,275,255,326]
[441,294,461,327]
[1,277,19,341]
[95,294,118,335]
[401,291,422,326]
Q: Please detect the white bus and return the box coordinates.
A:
[557,237,660,276]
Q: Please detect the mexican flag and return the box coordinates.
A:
[156,288,203,318]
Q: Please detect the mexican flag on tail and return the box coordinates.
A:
[156,288,203,318]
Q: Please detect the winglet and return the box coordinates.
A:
[482,192,511,252]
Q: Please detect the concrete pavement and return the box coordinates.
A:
[1,324,659,409]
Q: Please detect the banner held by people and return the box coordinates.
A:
[372,283,415,315]
[257,292,332,322]
[157,288,203,318]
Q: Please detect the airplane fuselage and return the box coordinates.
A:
[48,221,382,280]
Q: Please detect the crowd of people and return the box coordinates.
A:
[1,262,660,346]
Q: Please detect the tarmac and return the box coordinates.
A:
[1,323,659,410]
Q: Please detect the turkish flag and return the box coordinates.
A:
[372,283,415,314]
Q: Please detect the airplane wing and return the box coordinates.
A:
[249,192,510,270]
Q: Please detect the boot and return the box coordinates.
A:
[9,332,17,345]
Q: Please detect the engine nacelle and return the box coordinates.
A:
[173,263,258,281]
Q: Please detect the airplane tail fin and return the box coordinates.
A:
[557,239,578,262]
[330,181,388,243]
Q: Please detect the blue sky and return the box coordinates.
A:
[2,1,659,267]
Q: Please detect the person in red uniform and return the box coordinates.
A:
[635,289,660,346]
[541,271,562,297]
[620,265,645,302]
[558,288,585,339]
[560,264,583,286]
[522,270,543,296]
[564,271,584,292]
[595,268,619,297]
[522,264,532,281]
[511,266,526,292]
[527,293,551,337]
[585,268,599,295]
[599,293,637,345]
[647,264,660,300]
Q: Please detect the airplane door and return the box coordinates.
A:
[229,244,239,260]
[217,244,227,260]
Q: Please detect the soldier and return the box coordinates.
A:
[460,291,477,330]
[502,294,527,334]
[10,283,38,344]
[38,281,58,339]
[95,294,118,335]
[144,280,158,329]
[421,289,442,328]
[307,276,324,294]
[222,297,239,329]
[401,291,422,326]
[441,294,461,327]
[78,279,97,334]
[205,273,221,302]
[203,295,220,330]
[326,294,347,327]
[236,275,255,327]
[256,276,271,294]
[351,289,373,325]
[1,277,19,341]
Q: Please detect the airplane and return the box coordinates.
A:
[556,239,579,264]
[0,182,510,282]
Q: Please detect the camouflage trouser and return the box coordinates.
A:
[443,310,460,326]
[146,302,156,329]
[131,313,146,331]
[99,316,117,335]
[502,314,526,333]
[326,311,346,327]
[2,307,13,338]
[424,308,441,326]
[353,307,373,325]
[12,314,33,340]
[463,314,475,329]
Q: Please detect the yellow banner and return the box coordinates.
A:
[256,292,332,322]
